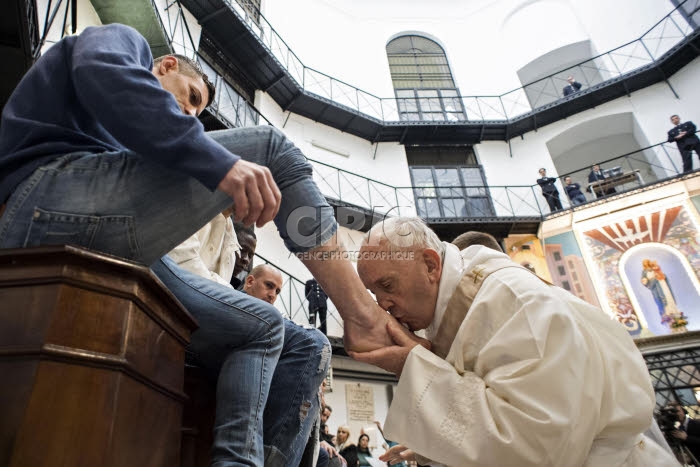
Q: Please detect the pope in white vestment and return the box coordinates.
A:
[353,218,678,467]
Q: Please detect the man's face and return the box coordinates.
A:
[675,404,686,422]
[357,244,441,332]
[567,76,574,84]
[152,56,209,117]
[244,267,283,304]
[234,232,257,276]
[321,407,331,424]
[671,115,681,125]
[593,165,600,172]
[565,177,572,185]
[539,169,546,177]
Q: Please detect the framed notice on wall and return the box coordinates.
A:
[345,383,374,424]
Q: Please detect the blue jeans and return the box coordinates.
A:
[153,256,284,466]
[0,126,337,260]
[264,321,330,466]
[154,258,330,467]
[570,194,587,206]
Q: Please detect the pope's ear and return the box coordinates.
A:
[422,248,442,279]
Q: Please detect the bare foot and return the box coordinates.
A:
[342,304,393,353]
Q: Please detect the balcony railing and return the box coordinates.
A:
[150,0,260,129]
[253,254,344,335]
[309,141,693,221]
[223,0,700,123]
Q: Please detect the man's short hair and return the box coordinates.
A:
[670,114,679,119]
[233,222,256,240]
[154,54,215,107]
[323,404,332,413]
[365,217,445,256]
[249,263,277,278]
[452,231,502,252]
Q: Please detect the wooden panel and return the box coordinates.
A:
[125,302,185,395]
[8,361,117,467]
[0,361,37,467]
[0,246,197,467]
[46,285,128,355]
[109,373,183,467]
[0,284,60,348]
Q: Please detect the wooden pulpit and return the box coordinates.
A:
[0,245,198,467]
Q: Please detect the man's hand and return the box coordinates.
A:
[380,444,416,465]
[672,429,688,441]
[676,131,687,140]
[320,441,339,458]
[217,160,281,227]
[349,319,430,376]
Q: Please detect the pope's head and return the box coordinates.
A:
[357,217,443,332]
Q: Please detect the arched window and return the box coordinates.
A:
[386,35,465,122]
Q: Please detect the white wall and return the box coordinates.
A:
[262,0,675,96]
[323,371,395,454]
[258,94,412,188]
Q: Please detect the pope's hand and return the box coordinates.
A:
[380,444,416,465]
[349,319,430,376]
[217,160,281,227]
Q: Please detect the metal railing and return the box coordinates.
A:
[254,254,343,334]
[644,346,700,418]
[223,0,700,123]
[31,0,77,56]
[309,141,692,220]
[151,0,260,129]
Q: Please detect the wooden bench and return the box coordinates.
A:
[0,245,198,467]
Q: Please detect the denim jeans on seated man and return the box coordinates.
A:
[263,319,330,466]
[0,126,335,265]
[154,257,330,467]
[0,126,337,467]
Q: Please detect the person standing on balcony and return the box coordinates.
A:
[536,168,562,212]
[564,176,587,206]
[667,114,700,173]
[562,75,582,97]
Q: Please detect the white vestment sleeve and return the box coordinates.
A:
[384,273,655,467]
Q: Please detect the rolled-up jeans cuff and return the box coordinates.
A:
[281,211,337,253]
[276,177,338,253]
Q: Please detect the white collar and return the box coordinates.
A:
[424,244,514,341]
[425,242,464,341]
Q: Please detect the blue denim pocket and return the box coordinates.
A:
[24,207,140,259]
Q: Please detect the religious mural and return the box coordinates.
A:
[541,231,600,308]
[582,204,700,337]
[504,234,552,283]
